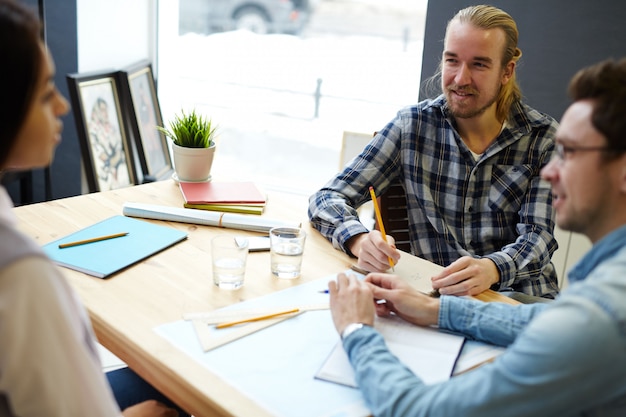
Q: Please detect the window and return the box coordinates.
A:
[157,0,427,195]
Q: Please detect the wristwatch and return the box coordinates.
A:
[341,323,367,340]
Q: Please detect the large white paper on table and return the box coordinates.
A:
[155,274,371,417]
[154,272,488,417]
[122,202,300,233]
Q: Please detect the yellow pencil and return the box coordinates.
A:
[369,186,395,269]
[59,232,129,249]
[215,308,300,329]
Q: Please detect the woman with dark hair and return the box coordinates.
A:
[0,1,185,416]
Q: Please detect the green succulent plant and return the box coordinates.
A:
[157,109,217,148]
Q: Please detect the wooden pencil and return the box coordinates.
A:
[369,186,395,269]
[215,308,300,329]
[58,232,129,249]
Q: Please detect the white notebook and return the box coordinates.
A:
[316,314,465,388]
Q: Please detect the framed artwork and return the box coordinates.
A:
[66,70,137,193]
[119,60,173,182]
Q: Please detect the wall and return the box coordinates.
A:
[73,0,155,192]
[419,0,626,120]
[76,0,154,72]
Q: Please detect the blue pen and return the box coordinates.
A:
[319,289,386,304]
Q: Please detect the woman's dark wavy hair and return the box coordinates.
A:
[568,57,626,159]
[0,0,42,169]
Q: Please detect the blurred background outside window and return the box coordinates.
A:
[157,0,428,195]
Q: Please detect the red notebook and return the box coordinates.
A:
[179,181,266,204]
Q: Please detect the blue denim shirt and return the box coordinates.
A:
[344,225,626,416]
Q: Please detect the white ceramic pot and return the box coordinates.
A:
[172,143,216,182]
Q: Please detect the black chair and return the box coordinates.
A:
[1,168,52,206]
[378,180,412,252]
[365,130,412,252]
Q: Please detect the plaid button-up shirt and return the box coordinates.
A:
[308,95,559,298]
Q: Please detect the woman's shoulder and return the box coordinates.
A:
[0,223,45,270]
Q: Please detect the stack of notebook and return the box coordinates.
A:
[178,181,267,215]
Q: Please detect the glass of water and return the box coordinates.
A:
[269,227,306,279]
[211,235,248,289]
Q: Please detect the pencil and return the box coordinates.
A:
[215,308,300,329]
[369,186,395,269]
[58,232,129,249]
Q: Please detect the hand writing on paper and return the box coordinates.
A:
[347,231,401,273]
[431,256,500,296]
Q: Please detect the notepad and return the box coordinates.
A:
[43,215,188,278]
[315,315,465,388]
[179,181,266,204]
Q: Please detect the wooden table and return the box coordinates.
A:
[13,180,515,417]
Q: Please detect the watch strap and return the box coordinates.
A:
[341,322,366,340]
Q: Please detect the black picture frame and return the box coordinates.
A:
[119,60,173,182]
[66,70,137,193]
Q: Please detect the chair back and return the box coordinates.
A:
[378,181,411,252]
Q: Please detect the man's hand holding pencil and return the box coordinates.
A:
[347,230,401,273]
[344,186,401,273]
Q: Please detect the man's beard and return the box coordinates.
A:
[445,86,499,119]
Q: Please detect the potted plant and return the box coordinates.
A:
[158,109,218,182]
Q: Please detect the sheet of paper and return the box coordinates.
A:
[155,274,371,417]
[390,249,444,293]
[351,249,442,293]
[187,303,328,352]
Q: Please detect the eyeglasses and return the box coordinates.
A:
[555,142,618,161]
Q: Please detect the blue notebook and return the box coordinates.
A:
[43,215,188,278]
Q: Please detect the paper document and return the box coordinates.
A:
[391,249,444,293]
[316,315,464,387]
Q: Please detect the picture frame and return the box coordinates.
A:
[119,60,173,182]
[66,70,137,193]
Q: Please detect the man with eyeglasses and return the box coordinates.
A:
[327,57,626,416]
[309,5,560,300]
